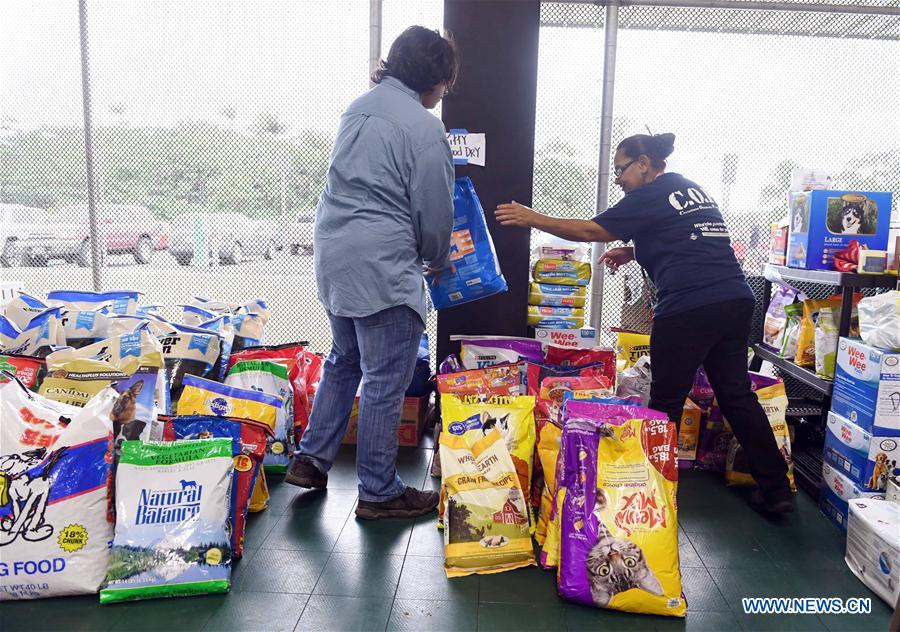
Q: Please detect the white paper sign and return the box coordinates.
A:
[447,129,486,167]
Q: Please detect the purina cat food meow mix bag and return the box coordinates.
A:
[439,400,535,577]
[557,401,685,617]
[439,395,536,529]
[100,439,233,603]
[0,383,117,600]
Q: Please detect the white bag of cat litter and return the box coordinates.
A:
[100,439,233,603]
[0,382,116,600]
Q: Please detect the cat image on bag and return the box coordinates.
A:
[586,489,664,608]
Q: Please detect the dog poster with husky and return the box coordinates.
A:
[826,194,878,236]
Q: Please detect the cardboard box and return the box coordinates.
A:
[787,190,892,271]
[534,327,597,350]
[769,220,789,266]
[342,395,432,447]
[831,338,900,436]
[677,399,703,467]
[820,461,884,532]
[824,411,900,491]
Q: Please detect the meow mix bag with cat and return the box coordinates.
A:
[161,415,270,557]
[0,384,116,600]
[438,395,536,528]
[100,439,233,603]
[558,401,685,617]
[439,404,535,577]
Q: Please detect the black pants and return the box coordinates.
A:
[649,298,791,501]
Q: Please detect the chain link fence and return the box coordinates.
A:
[535,0,899,345]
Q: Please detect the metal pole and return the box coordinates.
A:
[589,0,619,331]
[369,0,383,87]
[567,0,900,16]
[78,0,103,291]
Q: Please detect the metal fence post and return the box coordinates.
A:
[589,0,620,331]
[78,0,103,291]
[369,0,383,86]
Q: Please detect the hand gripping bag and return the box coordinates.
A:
[439,395,535,577]
[557,401,685,617]
[99,439,233,603]
[0,383,116,600]
[225,360,294,473]
[161,415,270,558]
[428,176,508,309]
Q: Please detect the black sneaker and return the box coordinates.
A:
[284,456,327,489]
[749,489,795,515]
[355,487,439,520]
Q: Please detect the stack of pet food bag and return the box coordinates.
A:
[528,240,591,329]
[820,291,900,606]
[433,335,688,617]
[0,288,323,603]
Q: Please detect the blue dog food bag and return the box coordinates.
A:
[100,439,233,603]
[428,177,507,309]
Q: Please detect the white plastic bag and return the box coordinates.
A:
[858,291,900,352]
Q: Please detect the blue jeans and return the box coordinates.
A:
[298,305,424,502]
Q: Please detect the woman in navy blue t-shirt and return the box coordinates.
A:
[496,133,793,514]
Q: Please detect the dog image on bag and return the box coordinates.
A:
[0,447,67,545]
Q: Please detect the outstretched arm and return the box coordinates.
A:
[495,202,618,243]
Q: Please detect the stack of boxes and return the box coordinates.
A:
[820,338,900,530]
[527,243,591,330]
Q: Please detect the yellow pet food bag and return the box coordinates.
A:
[615,332,651,373]
[440,398,536,577]
[532,259,592,286]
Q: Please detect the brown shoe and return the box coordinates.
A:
[284,456,327,489]
[355,487,438,520]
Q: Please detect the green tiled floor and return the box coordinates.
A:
[2,440,895,631]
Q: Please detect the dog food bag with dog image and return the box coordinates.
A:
[157,323,223,411]
[99,439,233,603]
[0,383,117,600]
[439,395,535,577]
[39,329,165,447]
[161,415,270,558]
[225,360,293,473]
[557,401,685,617]
[0,355,46,390]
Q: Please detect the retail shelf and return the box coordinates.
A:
[753,345,833,395]
[765,265,897,289]
[792,446,824,500]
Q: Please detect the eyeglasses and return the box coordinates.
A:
[613,158,639,178]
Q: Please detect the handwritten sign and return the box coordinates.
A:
[447,129,486,167]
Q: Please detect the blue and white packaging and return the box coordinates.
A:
[820,461,884,532]
[787,190,892,271]
[428,177,507,310]
[824,412,873,488]
[846,499,900,606]
[534,327,597,350]
[832,338,900,436]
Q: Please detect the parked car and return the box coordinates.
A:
[0,203,71,267]
[281,210,316,256]
[51,204,170,266]
[169,212,279,266]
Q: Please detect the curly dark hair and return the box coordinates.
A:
[371,26,459,94]
[617,133,676,170]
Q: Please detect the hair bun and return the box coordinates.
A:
[652,133,675,158]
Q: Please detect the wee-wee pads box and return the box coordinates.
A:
[831,338,900,436]
[534,327,597,349]
[787,190,892,271]
[820,461,884,532]
[825,412,900,491]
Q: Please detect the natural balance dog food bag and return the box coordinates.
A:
[557,401,685,617]
[428,177,508,309]
[439,400,535,577]
[99,439,233,603]
[161,415,270,558]
[225,360,294,473]
[0,384,117,600]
